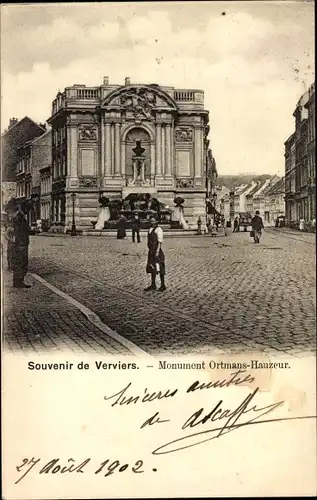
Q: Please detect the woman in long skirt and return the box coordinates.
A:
[117,215,126,239]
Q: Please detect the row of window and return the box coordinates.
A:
[52,127,66,146]
[41,176,52,195]
[16,181,31,198]
[16,156,31,174]
[41,201,51,220]
[307,114,315,143]
[286,198,316,221]
[52,153,67,179]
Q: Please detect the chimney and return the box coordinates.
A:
[125,77,131,86]
[103,76,109,85]
[9,118,18,129]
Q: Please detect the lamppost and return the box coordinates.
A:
[70,192,77,236]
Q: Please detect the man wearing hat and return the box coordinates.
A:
[11,207,31,288]
[144,216,166,292]
[251,210,264,244]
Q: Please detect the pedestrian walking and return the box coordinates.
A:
[144,216,166,292]
[233,217,239,233]
[117,214,127,239]
[299,218,305,232]
[131,214,141,243]
[11,208,31,288]
[251,210,264,244]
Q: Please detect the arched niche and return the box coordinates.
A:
[125,127,151,181]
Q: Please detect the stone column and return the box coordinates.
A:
[111,124,115,175]
[161,124,165,176]
[194,127,203,178]
[67,126,78,179]
[101,117,105,177]
[114,123,121,175]
[150,143,155,175]
[104,123,111,176]
[165,124,172,176]
[155,123,162,176]
[121,141,126,180]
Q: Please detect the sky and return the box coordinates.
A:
[1,1,315,176]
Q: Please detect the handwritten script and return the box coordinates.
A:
[14,370,316,484]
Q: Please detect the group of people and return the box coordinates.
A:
[116,213,142,243]
[206,214,225,234]
[4,205,266,295]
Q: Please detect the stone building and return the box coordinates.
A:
[233,183,257,217]
[39,165,52,222]
[265,177,285,224]
[2,117,46,182]
[285,83,315,226]
[47,77,213,230]
[1,117,46,212]
[15,129,51,225]
[305,83,316,222]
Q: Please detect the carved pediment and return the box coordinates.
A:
[101,85,177,119]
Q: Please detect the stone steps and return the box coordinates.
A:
[81,228,201,237]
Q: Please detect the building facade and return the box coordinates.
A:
[305,83,316,222]
[266,177,285,223]
[215,185,230,218]
[15,129,51,225]
[39,165,52,222]
[2,117,46,182]
[233,183,257,217]
[47,77,212,230]
[285,83,315,226]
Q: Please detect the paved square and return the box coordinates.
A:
[3,228,316,356]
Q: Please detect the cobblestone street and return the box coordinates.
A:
[3,228,316,356]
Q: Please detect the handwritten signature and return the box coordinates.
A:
[103,371,317,456]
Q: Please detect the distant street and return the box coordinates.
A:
[3,229,316,357]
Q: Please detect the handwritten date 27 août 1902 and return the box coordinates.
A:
[14,456,151,484]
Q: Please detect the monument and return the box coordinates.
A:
[47,78,217,231]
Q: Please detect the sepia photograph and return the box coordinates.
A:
[2,1,315,358]
[1,1,316,498]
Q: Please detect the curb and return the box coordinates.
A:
[31,273,154,359]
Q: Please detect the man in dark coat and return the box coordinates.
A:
[251,210,264,244]
[131,214,141,243]
[5,219,15,271]
[117,214,127,239]
[12,209,31,288]
[144,217,166,292]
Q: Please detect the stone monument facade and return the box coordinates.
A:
[47,78,214,230]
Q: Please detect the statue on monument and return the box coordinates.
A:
[129,140,149,186]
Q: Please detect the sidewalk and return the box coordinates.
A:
[269,227,316,241]
[2,270,131,355]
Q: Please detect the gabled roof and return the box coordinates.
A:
[234,184,249,195]
[2,116,46,137]
[246,182,262,197]
[267,178,285,195]
[29,128,51,144]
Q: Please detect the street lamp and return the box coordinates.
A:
[70,192,77,236]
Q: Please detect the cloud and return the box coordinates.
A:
[1,3,315,175]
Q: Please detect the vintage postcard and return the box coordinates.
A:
[1,1,316,498]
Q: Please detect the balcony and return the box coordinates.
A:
[174,91,195,101]
[73,88,100,100]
